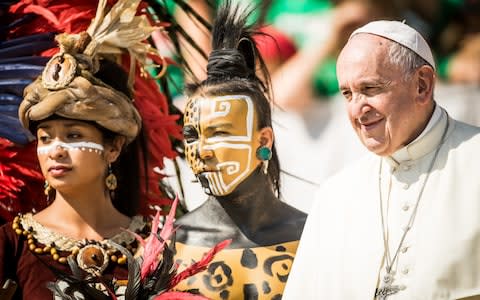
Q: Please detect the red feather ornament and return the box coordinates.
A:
[0,138,46,222]
[169,239,232,289]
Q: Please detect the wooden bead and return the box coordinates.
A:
[15,229,22,235]
[29,244,36,251]
[43,246,51,253]
[53,253,60,261]
[50,248,57,255]
[58,257,67,264]
[110,255,118,262]
[27,239,34,245]
[22,230,28,236]
[117,256,127,264]
[12,223,19,230]
[34,248,43,254]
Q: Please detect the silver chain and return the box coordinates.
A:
[378,117,449,280]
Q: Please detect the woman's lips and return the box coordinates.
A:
[48,166,72,177]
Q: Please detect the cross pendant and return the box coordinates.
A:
[375,274,402,300]
[375,283,402,300]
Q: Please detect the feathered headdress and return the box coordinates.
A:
[18,0,160,143]
[0,0,209,221]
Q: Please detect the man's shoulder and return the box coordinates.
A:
[451,117,480,132]
[312,154,377,201]
[322,153,376,183]
[448,118,480,148]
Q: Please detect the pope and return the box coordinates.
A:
[284,20,480,300]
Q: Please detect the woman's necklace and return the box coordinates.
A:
[13,213,149,276]
[375,118,449,300]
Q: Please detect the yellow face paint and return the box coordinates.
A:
[183,95,262,196]
[174,241,299,299]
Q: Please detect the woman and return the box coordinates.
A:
[0,0,223,298]
[173,2,307,299]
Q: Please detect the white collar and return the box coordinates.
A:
[386,104,447,167]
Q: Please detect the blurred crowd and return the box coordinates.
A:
[162,0,480,212]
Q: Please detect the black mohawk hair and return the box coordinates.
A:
[204,0,271,93]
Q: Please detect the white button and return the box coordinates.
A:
[402,183,410,189]
[402,204,410,211]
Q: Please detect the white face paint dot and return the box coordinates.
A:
[37,141,105,155]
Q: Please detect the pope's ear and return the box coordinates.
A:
[106,136,126,163]
[415,65,435,105]
[258,127,274,148]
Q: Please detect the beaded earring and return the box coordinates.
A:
[44,180,53,203]
[105,164,117,191]
[44,180,51,196]
[256,145,272,174]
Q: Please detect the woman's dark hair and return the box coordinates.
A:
[94,58,145,216]
[185,0,281,196]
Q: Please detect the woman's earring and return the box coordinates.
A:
[256,146,272,174]
[44,180,51,196]
[105,164,117,192]
[44,180,52,203]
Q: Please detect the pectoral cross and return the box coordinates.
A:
[374,274,403,300]
[375,284,402,300]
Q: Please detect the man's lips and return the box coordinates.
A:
[196,169,220,176]
[359,118,384,130]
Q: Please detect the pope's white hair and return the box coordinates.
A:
[387,41,432,81]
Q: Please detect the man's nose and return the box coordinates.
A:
[197,140,214,160]
[350,94,371,117]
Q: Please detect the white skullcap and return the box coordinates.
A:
[350,20,435,70]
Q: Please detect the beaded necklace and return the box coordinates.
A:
[12,213,149,276]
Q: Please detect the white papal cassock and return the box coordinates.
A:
[284,105,480,300]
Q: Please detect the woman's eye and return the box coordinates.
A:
[67,132,82,139]
[38,135,51,143]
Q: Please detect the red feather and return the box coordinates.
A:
[128,59,182,215]
[169,239,232,289]
[130,197,179,280]
[8,0,104,39]
[0,138,46,222]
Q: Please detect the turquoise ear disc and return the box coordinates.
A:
[256,146,272,161]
